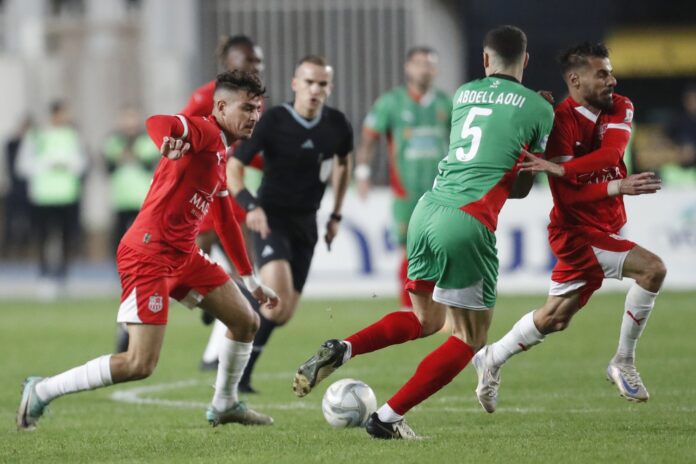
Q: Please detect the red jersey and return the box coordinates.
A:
[546,94,634,233]
[181,80,263,230]
[121,114,252,275]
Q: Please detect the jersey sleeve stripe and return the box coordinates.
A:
[175,114,189,140]
[606,123,631,132]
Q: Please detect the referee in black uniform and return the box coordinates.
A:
[228,55,353,392]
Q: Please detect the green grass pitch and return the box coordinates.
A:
[2,291,695,463]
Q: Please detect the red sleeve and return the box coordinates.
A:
[562,97,634,176]
[249,153,264,170]
[145,115,185,150]
[558,181,610,204]
[210,193,253,276]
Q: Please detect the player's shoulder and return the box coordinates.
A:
[611,93,634,116]
[180,115,221,149]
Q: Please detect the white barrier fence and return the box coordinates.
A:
[304,187,696,298]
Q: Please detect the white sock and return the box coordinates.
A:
[202,319,228,363]
[377,403,403,423]
[488,311,545,367]
[35,354,113,403]
[211,337,252,411]
[615,283,658,362]
[341,340,352,364]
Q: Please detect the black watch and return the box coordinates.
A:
[329,212,342,222]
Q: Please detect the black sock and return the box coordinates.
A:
[241,315,277,385]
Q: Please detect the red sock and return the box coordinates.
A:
[345,311,422,357]
[387,336,474,415]
[399,255,412,308]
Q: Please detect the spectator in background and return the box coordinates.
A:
[1,117,34,259]
[663,84,696,186]
[16,101,87,283]
[103,107,159,255]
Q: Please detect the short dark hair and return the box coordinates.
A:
[559,42,609,74]
[296,55,329,68]
[406,46,437,61]
[217,34,255,62]
[215,70,265,98]
[50,100,66,116]
[483,25,527,65]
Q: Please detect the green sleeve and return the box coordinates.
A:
[363,92,394,134]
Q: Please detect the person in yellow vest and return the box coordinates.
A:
[16,101,87,281]
[103,107,159,255]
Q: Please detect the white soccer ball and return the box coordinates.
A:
[322,378,377,428]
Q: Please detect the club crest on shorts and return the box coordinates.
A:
[148,294,164,313]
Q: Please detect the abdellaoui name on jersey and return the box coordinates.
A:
[455,89,526,109]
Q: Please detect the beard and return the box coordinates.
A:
[587,91,614,112]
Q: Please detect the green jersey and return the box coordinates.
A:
[426,75,553,231]
[364,86,452,199]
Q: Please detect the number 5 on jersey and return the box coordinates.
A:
[455,107,492,162]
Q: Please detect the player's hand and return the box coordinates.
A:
[246,207,271,239]
[160,136,190,160]
[356,178,371,201]
[618,172,662,196]
[537,90,554,105]
[518,150,565,177]
[324,217,340,251]
[242,274,280,310]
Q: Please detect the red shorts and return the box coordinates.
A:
[548,225,636,308]
[116,244,229,325]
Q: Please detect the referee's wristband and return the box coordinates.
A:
[329,212,342,222]
[235,188,259,212]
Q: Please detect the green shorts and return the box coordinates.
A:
[406,197,498,309]
[393,197,418,246]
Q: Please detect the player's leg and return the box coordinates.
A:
[365,302,481,440]
[17,322,166,431]
[195,277,272,426]
[607,245,666,402]
[292,286,442,398]
[393,199,412,310]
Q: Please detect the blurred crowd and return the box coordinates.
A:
[1,84,695,278]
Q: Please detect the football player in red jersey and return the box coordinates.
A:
[17,71,280,431]
[473,43,666,412]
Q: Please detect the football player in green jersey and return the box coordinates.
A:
[294,25,554,439]
[355,46,452,309]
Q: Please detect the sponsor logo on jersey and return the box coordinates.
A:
[148,294,164,313]
[301,139,315,149]
[624,108,633,123]
[190,192,211,217]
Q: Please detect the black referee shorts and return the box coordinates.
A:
[251,210,318,293]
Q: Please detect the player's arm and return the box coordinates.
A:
[210,192,278,308]
[145,115,191,160]
[355,95,392,199]
[354,128,380,199]
[561,171,661,204]
[509,170,536,199]
[325,153,352,250]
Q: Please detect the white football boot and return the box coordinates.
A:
[473,346,500,413]
[606,359,649,402]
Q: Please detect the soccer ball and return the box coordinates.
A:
[321,378,377,428]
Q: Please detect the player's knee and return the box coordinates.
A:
[645,256,667,288]
[125,355,158,380]
[233,308,260,337]
[419,311,446,337]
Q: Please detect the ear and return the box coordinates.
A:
[567,72,580,89]
[482,50,489,69]
[291,76,298,93]
[523,52,529,69]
